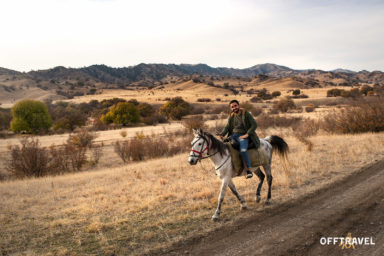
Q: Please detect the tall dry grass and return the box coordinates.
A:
[1,132,384,255]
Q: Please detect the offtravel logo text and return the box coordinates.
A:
[320,233,375,250]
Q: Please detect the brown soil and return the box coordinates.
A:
[157,160,384,256]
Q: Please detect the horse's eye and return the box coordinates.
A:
[198,143,202,146]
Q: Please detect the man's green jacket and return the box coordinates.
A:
[220,108,260,148]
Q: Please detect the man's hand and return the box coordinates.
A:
[239,134,249,140]
[219,135,224,140]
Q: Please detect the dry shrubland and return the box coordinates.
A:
[321,97,384,134]
[114,128,193,163]
[6,129,100,178]
[1,132,384,255]
[2,93,384,255]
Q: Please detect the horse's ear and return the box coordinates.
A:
[192,129,198,135]
[198,128,203,134]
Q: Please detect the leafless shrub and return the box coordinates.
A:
[146,137,169,158]
[190,106,205,115]
[49,145,71,174]
[142,112,168,125]
[206,104,227,114]
[321,97,384,134]
[67,128,97,148]
[257,114,302,129]
[114,134,192,163]
[182,116,207,131]
[114,141,130,163]
[64,129,98,170]
[250,96,262,103]
[251,107,263,117]
[129,138,146,161]
[273,97,296,112]
[63,143,87,171]
[6,134,99,178]
[90,144,103,166]
[197,98,211,102]
[7,138,50,178]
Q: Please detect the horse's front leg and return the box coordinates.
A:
[228,179,247,210]
[212,178,229,221]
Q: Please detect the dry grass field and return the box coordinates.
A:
[1,130,384,255]
[1,77,383,255]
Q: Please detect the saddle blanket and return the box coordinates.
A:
[226,143,269,176]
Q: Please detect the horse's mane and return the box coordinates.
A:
[202,131,227,156]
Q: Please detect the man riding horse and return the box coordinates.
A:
[219,100,260,179]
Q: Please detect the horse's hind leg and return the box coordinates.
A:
[212,178,229,221]
[254,167,265,203]
[263,164,273,205]
[228,179,247,210]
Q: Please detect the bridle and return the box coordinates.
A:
[190,134,213,160]
[190,133,230,171]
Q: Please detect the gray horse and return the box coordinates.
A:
[188,129,289,221]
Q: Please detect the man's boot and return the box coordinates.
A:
[242,159,253,179]
[245,169,253,179]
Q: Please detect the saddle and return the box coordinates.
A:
[223,137,256,151]
[223,138,268,176]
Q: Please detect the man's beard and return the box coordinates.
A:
[233,108,240,113]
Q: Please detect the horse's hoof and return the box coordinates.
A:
[265,200,271,205]
[241,205,248,211]
[256,196,261,203]
[212,216,219,222]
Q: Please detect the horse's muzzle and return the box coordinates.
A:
[188,157,198,165]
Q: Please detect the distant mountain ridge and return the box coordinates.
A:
[1,63,383,85]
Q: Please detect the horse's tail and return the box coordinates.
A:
[265,135,289,172]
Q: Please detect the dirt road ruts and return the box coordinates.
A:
[162,160,384,256]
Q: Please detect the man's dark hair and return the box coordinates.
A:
[229,100,239,105]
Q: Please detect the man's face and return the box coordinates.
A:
[230,102,240,113]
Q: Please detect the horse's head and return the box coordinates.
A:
[188,129,210,165]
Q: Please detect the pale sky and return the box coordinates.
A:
[1,0,384,72]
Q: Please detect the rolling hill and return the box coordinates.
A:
[0,63,383,107]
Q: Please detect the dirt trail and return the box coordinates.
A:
[162,160,384,256]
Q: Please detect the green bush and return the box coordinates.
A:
[292,89,301,96]
[159,97,190,120]
[101,102,140,125]
[10,100,52,134]
[137,103,155,117]
[52,105,87,131]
